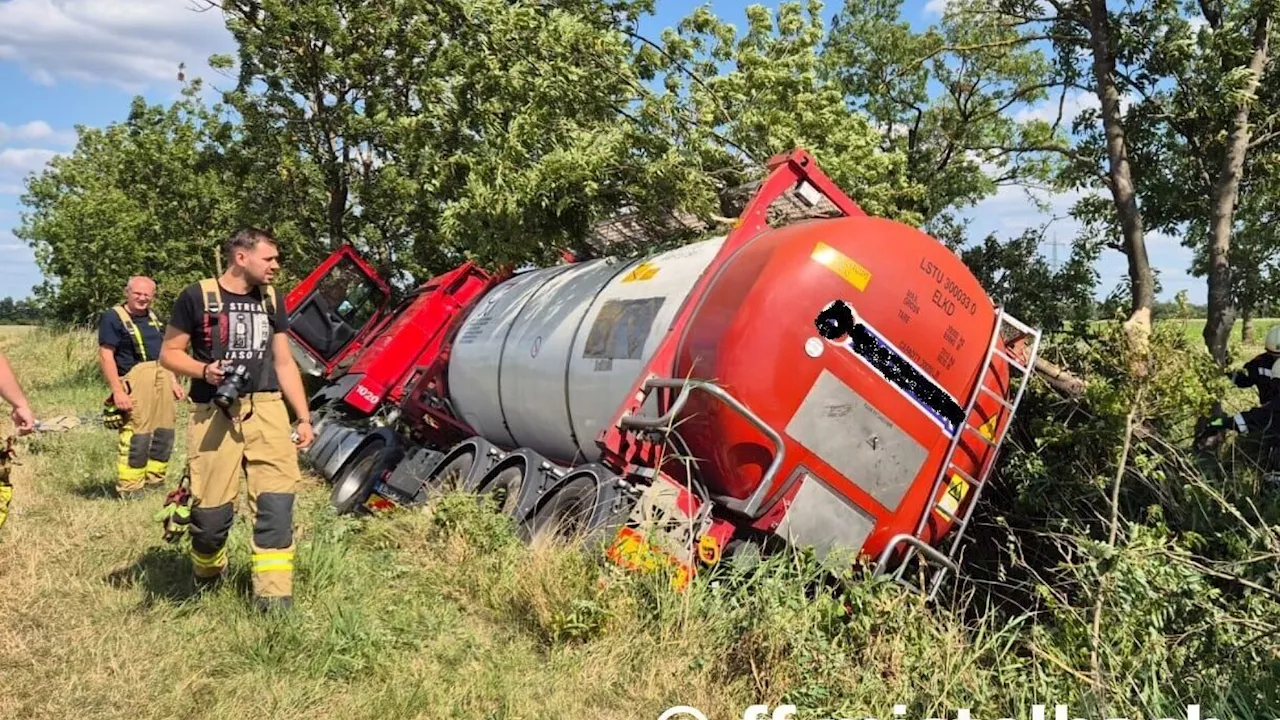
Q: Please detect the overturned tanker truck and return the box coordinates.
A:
[282,148,1042,597]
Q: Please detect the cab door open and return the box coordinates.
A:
[283,243,391,378]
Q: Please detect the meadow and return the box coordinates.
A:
[0,322,1275,720]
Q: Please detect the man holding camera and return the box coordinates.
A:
[160,227,314,613]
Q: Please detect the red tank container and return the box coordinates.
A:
[671,214,1026,564]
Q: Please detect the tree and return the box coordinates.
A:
[944,0,1280,367]
[824,0,1069,229]
[1104,0,1280,365]
[199,0,721,280]
[14,78,278,323]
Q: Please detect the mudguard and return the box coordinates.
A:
[321,428,369,482]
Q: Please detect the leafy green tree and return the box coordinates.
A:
[823,0,1067,229]
[200,0,719,280]
[944,0,1279,367]
[14,78,296,323]
[0,297,43,325]
[959,226,1100,334]
[628,1,924,224]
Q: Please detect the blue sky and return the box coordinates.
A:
[0,0,1200,304]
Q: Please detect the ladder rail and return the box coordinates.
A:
[908,308,1011,541]
[881,307,1042,590]
[882,308,1009,581]
[924,325,1043,600]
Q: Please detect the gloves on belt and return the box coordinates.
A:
[102,398,126,430]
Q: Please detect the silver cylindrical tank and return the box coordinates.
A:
[446,235,727,464]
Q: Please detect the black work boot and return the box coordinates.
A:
[193,571,225,592]
[254,595,293,614]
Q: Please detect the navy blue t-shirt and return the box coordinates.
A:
[98,307,165,377]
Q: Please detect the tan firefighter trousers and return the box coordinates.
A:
[185,391,301,599]
[116,361,177,495]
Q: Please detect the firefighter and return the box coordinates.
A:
[1229,326,1280,407]
[0,352,34,435]
[98,276,186,499]
[159,227,314,612]
[0,351,34,530]
[1196,327,1280,458]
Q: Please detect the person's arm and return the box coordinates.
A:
[0,353,34,434]
[159,287,224,386]
[272,332,312,448]
[97,312,133,410]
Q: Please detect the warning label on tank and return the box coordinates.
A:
[621,262,659,283]
[811,242,871,291]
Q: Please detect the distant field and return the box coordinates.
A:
[1072,317,1280,358]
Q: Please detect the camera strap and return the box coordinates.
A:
[198,278,277,425]
[198,278,227,363]
[197,278,279,362]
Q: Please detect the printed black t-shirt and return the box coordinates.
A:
[98,307,166,377]
[168,281,290,404]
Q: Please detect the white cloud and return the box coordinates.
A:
[0,121,76,147]
[0,148,59,172]
[1013,89,1139,128]
[0,148,63,196]
[0,0,237,92]
[0,230,40,298]
[924,0,953,15]
[0,229,27,251]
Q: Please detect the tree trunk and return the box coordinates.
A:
[1035,357,1087,397]
[1243,308,1256,344]
[1204,13,1271,367]
[1085,0,1155,365]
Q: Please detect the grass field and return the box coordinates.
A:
[0,323,1272,720]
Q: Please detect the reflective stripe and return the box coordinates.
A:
[1234,414,1248,432]
[117,464,146,480]
[192,547,227,568]
[252,550,294,574]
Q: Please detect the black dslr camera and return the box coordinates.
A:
[213,363,251,409]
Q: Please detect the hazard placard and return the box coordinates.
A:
[935,473,970,522]
[621,261,659,283]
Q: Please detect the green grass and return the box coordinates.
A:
[0,326,1275,720]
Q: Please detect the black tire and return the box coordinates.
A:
[476,461,527,516]
[424,437,495,495]
[522,465,632,548]
[330,437,397,515]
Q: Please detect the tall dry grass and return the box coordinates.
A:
[0,326,1274,720]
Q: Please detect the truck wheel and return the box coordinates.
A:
[330,437,400,515]
[521,464,630,548]
[474,449,552,518]
[477,462,525,516]
[424,437,496,495]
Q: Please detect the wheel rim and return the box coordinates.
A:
[432,452,474,492]
[482,465,524,516]
[333,444,382,508]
